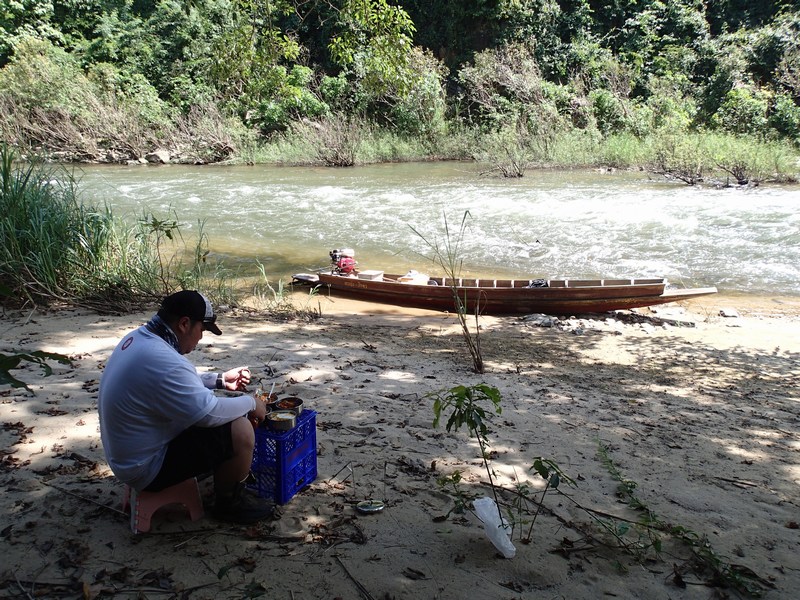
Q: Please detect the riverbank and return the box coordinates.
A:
[1,294,798,599]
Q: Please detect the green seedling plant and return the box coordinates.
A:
[521,457,576,543]
[434,470,469,519]
[137,211,182,292]
[430,383,502,520]
[410,211,484,373]
[594,441,770,596]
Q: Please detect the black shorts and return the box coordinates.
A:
[144,422,235,492]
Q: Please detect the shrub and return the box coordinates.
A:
[247,65,330,134]
[0,36,97,116]
[320,73,350,110]
[712,86,770,135]
[589,88,628,135]
[769,92,800,144]
[386,48,448,141]
[0,145,120,307]
[0,145,225,311]
[709,133,799,184]
[600,133,651,169]
[650,134,711,184]
[457,43,547,125]
[289,113,366,166]
[0,37,175,160]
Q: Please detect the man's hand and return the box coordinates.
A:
[223,366,251,391]
[248,393,268,427]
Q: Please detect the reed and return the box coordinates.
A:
[410,211,484,373]
[0,146,96,305]
[706,133,798,184]
[596,133,652,169]
[0,144,224,311]
[251,261,323,319]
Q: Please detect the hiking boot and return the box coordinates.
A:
[212,483,275,524]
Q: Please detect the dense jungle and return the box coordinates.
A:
[1,0,799,175]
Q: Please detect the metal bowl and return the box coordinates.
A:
[266,410,296,431]
[271,396,303,415]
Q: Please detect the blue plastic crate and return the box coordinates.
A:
[248,409,317,504]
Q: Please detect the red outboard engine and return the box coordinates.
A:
[330,248,356,275]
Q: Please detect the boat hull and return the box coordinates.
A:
[310,273,718,316]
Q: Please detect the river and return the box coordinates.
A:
[75,162,800,297]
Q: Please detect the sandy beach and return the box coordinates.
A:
[1,292,799,599]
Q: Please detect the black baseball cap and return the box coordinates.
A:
[159,290,222,335]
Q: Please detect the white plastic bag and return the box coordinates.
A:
[473,496,516,559]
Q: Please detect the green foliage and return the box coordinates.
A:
[769,92,800,144]
[521,456,576,542]
[435,470,469,518]
[0,0,64,66]
[0,144,229,311]
[82,5,155,76]
[776,44,800,99]
[589,88,629,135]
[356,126,431,162]
[531,457,575,490]
[457,43,547,126]
[87,62,173,127]
[2,0,800,159]
[429,383,503,518]
[329,0,416,98]
[596,441,770,595]
[569,39,633,97]
[642,76,697,130]
[476,126,531,177]
[319,73,350,110]
[327,7,449,141]
[617,0,708,78]
[709,134,798,184]
[430,383,502,443]
[208,0,300,117]
[747,11,800,85]
[597,133,650,168]
[248,65,329,134]
[384,47,448,140]
[712,86,770,135]
[650,133,711,184]
[399,1,492,73]
[0,35,94,113]
[0,37,173,159]
[0,143,114,305]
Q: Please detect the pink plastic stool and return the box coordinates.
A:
[122,478,204,534]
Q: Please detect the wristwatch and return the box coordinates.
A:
[215,374,224,389]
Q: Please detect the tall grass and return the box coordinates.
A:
[411,211,484,374]
[0,144,321,317]
[0,145,219,311]
[0,145,114,307]
[245,117,475,166]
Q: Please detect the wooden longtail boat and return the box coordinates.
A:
[294,271,718,316]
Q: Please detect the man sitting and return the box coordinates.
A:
[98,290,272,524]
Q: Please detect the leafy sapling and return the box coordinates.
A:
[430,383,503,520]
